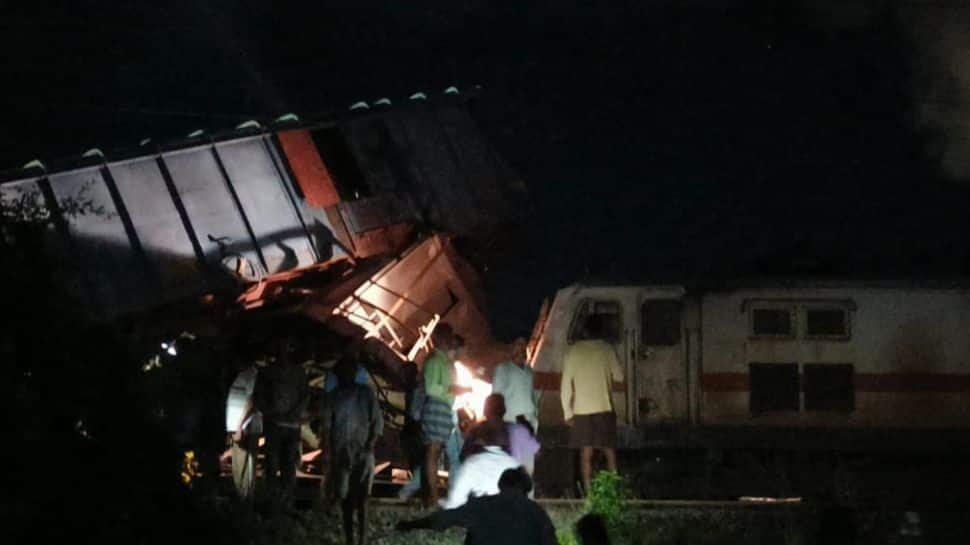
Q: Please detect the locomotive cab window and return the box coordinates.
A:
[640,299,682,346]
[569,300,621,344]
[805,308,850,339]
[751,307,795,337]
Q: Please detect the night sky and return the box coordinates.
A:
[4,1,970,337]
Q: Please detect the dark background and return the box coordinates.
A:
[4,1,970,338]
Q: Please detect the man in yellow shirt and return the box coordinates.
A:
[560,315,624,495]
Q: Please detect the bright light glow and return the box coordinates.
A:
[453,361,491,421]
[160,340,178,356]
[301,449,321,462]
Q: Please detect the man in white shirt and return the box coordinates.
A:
[442,444,520,509]
[398,468,557,545]
[560,315,624,495]
[491,338,539,431]
[226,355,263,499]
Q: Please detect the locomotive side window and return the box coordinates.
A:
[751,308,794,337]
[803,364,854,411]
[749,363,799,413]
[568,300,622,343]
[805,308,849,339]
[640,300,682,346]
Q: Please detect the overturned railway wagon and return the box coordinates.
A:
[0,89,522,323]
[1,90,525,493]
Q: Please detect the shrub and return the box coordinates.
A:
[586,470,633,531]
[556,471,634,545]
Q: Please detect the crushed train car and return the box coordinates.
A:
[1,90,524,489]
[0,87,524,325]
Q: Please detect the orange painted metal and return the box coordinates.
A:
[276,129,341,208]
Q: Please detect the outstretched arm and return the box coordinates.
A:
[397,503,474,532]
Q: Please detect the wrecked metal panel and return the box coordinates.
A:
[276,129,341,208]
[349,222,415,259]
[47,166,145,312]
[108,157,200,298]
[0,177,75,282]
[0,177,46,217]
[161,146,261,274]
[434,103,520,228]
[343,117,405,195]
[215,137,317,273]
[338,193,418,234]
[381,106,478,234]
[331,235,490,362]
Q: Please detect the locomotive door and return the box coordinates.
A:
[634,295,687,425]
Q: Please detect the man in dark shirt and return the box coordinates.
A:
[461,393,510,460]
[254,336,308,507]
[396,468,557,545]
[320,355,384,545]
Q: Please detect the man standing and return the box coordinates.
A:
[255,336,308,507]
[491,338,540,480]
[225,350,263,500]
[397,468,557,545]
[491,338,539,431]
[320,355,384,545]
[420,325,470,506]
[560,315,624,495]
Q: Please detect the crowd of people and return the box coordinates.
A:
[222,318,623,545]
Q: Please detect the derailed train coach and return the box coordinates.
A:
[0,88,524,322]
[529,280,970,451]
[0,90,523,483]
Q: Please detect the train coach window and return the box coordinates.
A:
[749,363,799,413]
[641,300,681,346]
[804,364,854,412]
[751,308,794,337]
[805,308,849,339]
[569,300,621,343]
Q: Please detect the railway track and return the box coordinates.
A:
[365,496,805,510]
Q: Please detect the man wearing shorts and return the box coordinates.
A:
[560,315,624,495]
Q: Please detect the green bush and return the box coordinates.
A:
[586,471,633,530]
[556,471,634,545]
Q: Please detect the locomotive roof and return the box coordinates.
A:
[560,276,970,294]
